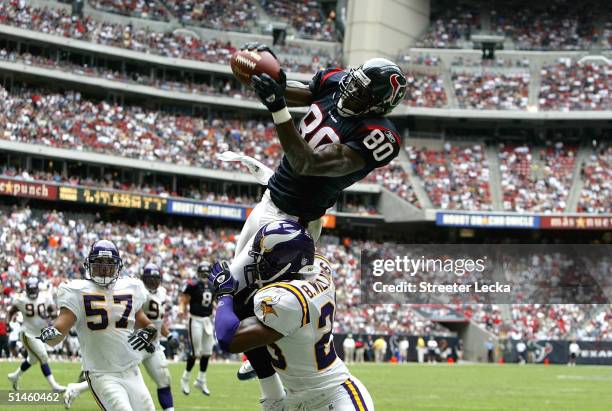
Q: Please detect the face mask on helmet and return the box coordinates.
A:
[337,68,373,117]
[85,240,122,287]
[142,265,161,292]
[197,263,211,280]
[25,279,40,299]
[244,220,315,289]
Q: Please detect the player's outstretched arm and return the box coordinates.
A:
[39,307,76,346]
[228,317,283,354]
[285,80,313,107]
[252,73,366,177]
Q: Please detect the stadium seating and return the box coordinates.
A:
[161,0,257,32]
[452,71,530,110]
[258,0,337,41]
[578,142,611,213]
[408,143,492,211]
[89,0,170,21]
[539,60,610,111]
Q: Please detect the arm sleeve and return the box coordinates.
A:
[345,125,401,169]
[133,281,147,312]
[56,283,79,318]
[254,287,304,336]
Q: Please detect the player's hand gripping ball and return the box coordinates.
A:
[209,260,238,297]
[230,42,282,87]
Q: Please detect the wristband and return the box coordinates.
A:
[272,107,292,124]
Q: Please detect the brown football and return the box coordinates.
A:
[230,49,281,87]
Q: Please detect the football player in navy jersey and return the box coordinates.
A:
[225,43,407,411]
[179,262,215,396]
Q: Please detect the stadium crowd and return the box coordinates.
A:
[404,71,447,108]
[89,0,169,21]
[161,0,257,32]
[0,1,338,73]
[0,86,415,204]
[408,143,492,211]
[538,60,610,111]
[498,142,576,213]
[578,142,611,214]
[415,3,479,49]
[452,72,530,110]
[259,0,337,41]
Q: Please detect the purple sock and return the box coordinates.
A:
[40,363,52,377]
[157,387,174,410]
[20,360,31,372]
[215,295,240,352]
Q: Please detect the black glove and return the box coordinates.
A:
[128,326,157,354]
[252,71,287,112]
[208,260,238,298]
[240,42,278,60]
[38,326,62,343]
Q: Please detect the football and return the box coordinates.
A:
[230,49,281,87]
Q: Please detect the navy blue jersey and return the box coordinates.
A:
[182,278,215,317]
[267,68,401,221]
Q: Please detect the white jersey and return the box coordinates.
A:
[57,277,148,373]
[254,266,350,401]
[12,292,55,337]
[142,286,167,344]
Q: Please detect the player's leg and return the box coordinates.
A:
[325,377,375,411]
[124,366,156,411]
[64,381,89,409]
[8,333,31,389]
[194,317,214,395]
[182,316,203,395]
[143,350,174,411]
[24,334,65,391]
[85,371,133,411]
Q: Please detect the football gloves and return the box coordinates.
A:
[209,260,238,298]
[128,325,157,353]
[38,326,62,343]
[240,42,278,60]
[252,71,287,112]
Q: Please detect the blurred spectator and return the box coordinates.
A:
[161,0,257,32]
[89,0,169,21]
[453,71,530,110]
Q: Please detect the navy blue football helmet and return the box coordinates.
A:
[244,220,315,288]
[197,261,212,280]
[84,240,123,287]
[336,58,407,117]
[142,262,161,292]
[25,277,40,299]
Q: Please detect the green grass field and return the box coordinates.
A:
[1,361,612,410]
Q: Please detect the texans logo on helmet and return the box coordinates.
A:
[389,73,406,104]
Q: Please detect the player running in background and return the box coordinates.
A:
[39,240,158,411]
[140,262,175,410]
[7,277,66,392]
[211,220,375,411]
[180,262,215,396]
[223,43,407,409]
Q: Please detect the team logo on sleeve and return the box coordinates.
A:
[258,295,280,322]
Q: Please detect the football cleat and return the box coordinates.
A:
[7,371,19,391]
[181,376,190,395]
[237,360,257,381]
[194,379,210,396]
[63,383,81,409]
[53,385,67,393]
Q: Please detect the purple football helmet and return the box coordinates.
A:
[84,240,123,287]
[245,220,315,288]
[142,262,161,292]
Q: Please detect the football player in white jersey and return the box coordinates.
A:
[63,263,176,411]
[210,220,375,411]
[38,240,158,411]
[140,262,175,411]
[7,277,66,392]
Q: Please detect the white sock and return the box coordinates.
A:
[197,372,206,383]
[74,381,89,395]
[46,374,60,388]
[14,366,23,377]
[164,408,174,411]
[259,374,285,401]
[182,371,191,380]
